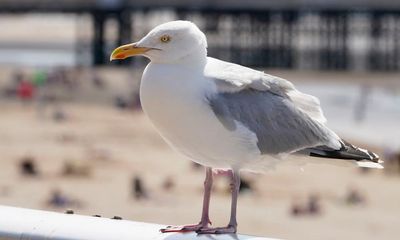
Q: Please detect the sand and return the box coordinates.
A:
[0,100,399,240]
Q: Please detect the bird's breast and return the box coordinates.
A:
[140,64,209,129]
[139,63,259,167]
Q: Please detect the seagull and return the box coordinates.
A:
[110,20,382,234]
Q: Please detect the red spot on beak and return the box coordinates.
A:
[116,53,125,59]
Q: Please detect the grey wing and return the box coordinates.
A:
[205,57,327,123]
[208,89,340,155]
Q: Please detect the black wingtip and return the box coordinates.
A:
[308,140,380,163]
[367,150,380,162]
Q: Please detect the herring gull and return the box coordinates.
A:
[110,20,382,234]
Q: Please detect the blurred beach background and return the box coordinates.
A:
[0,1,400,239]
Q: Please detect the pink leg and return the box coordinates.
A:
[213,169,233,177]
[160,167,213,233]
[196,169,241,234]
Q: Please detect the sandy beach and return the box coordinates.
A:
[0,95,399,239]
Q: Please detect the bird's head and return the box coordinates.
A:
[110,20,207,64]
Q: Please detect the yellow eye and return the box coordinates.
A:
[160,35,171,43]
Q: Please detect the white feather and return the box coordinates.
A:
[356,161,384,169]
[287,90,327,124]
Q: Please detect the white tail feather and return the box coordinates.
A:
[356,160,384,169]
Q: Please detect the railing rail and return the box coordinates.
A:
[0,205,274,240]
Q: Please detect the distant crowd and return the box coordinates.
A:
[2,68,78,102]
[1,67,142,115]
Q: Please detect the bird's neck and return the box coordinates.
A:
[171,47,207,69]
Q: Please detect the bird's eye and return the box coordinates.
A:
[160,35,171,43]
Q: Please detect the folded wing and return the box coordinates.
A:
[205,57,340,155]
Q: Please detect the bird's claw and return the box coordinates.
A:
[196,225,237,234]
[160,223,207,233]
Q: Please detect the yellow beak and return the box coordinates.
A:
[110,43,151,61]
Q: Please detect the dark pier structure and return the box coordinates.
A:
[1,0,400,71]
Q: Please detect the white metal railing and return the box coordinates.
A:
[0,205,275,240]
